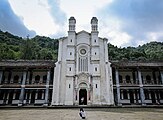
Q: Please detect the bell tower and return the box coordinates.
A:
[68,16,76,46]
[91,17,99,61]
[91,17,98,32]
[69,16,76,31]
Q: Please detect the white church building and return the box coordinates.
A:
[51,17,114,105]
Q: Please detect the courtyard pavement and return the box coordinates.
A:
[0,108,163,120]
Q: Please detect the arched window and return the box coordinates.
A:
[13,75,19,83]
[119,75,123,83]
[43,75,47,84]
[35,75,40,84]
[126,75,131,83]
[146,75,151,84]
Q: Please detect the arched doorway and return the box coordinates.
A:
[79,89,87,105]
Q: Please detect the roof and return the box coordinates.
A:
[0,60,55,68]
[111,61,163,67]
[91,17,98,24]
[77,30,90,35]
[69,16,76,20]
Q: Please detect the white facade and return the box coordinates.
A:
[51,17,114,105]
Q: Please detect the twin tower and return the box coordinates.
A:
[51,17,114,106]
[69,16,98,32]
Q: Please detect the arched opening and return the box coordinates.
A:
[151,91,156,103]
[123,90,128,99]
[126,75,131,83]
[146,75,151,84]
[79,89,87,105]
[35,75,40,84]
[129,90,134,104]
[43,75,47,84]
[37,90,43,100]
[31,90,36,104]
[13,75,19,83]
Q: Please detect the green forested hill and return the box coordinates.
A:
[108,41,163,61]
[0,30,59,61]
[0,30,162,61]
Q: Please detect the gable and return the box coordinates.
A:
[76,30,90,45]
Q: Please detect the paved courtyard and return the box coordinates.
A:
[0,108,163,120]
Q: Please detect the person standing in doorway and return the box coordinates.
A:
[81,97,84,105]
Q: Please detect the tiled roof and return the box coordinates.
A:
[0,60,55,68]
[111,61,163,67]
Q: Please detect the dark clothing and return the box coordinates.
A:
[79,108,86,119]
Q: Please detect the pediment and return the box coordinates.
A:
[77,30,90,35]
[76,31,90,45]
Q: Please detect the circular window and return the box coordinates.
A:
[80,49,86,55]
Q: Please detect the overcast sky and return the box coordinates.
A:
[0,0,163,47]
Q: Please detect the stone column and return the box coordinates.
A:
[44,70,51,106]
[134,71,138,84]
[4,72,8,84]
[18,71,27,106]
[137,69,146,106]
[8,70,13,84]
[127,90,130,99]
[0,70,3,84]
[115,68,121,106]
[160,71,163,84]
[26,71,30,84]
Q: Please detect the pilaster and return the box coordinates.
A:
[4,72,8,84]
[104,39,109,63]
[160,71,163,84]
[51,62,61,105]
[9,71,12,84]
[44,70,51,106]
[105,63,110,104]
[26,71,30,84]
[18,70,27,106]
[115,68,121,106]
[137,69,146,106]
[0,70,3,84]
